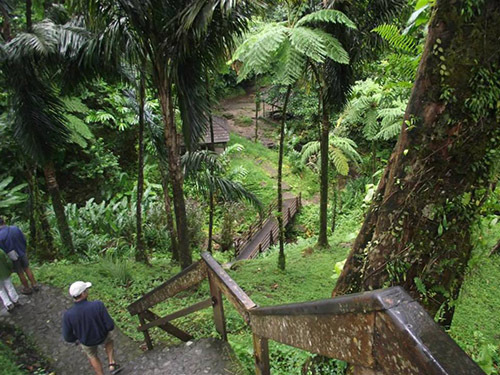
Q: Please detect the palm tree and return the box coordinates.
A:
[70,0,257,269]
[232,4,355,263]
[0,19,90,254]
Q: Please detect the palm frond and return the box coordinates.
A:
[296,9,356,30]
[182,150,223,176]
[207,174,262,209]
[7,21,59,62]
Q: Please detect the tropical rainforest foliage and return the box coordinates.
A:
[0,0,499,374]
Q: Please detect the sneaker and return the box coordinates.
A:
[20,287,33,295]
[13,301,21,307]
[32,284,40,292]
[6,304,14,312]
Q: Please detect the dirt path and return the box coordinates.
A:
[0,285,243,375]
[218,87,277,148]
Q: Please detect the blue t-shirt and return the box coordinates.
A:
[62,299,115,346]
[0,226,27,257]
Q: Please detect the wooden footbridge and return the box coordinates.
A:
[234,194,301,260]
[128,252,485,375]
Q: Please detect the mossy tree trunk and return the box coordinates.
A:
[333,0,500,326]
[159,166,179,262]
[26,165,55,260]
[156,72,192,269]
[43,162,74,255]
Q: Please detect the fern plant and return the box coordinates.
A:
[340,78,407,179]
[232,9,356,85]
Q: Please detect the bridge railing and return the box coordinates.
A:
[127,252,484,375]
[235,193,302,259]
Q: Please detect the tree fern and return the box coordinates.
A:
[290,26,329,63]
[300,140,321,166]
[373,24,418,54]
[296,9,357,30]
[233,23,288,81]
[330,148,349,176]
[375,99,407,140]
[310,29,349,64]
[274,40,306,85]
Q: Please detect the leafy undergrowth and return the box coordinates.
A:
[32,212,500,374]
[0,324,53,375]
[229,134,319,204]
[34,239,348,374]
[450,221,500,374]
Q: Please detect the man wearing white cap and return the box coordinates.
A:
[62,281,122,375]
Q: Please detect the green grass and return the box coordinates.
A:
[229,133,319,201]
[0,341,24,375]
[450,220,500,374]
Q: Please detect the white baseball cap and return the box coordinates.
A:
[69,281,92,298]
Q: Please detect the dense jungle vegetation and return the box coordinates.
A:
[0,0,499,374]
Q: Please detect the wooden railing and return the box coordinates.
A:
[234,193,302,259]
[127,253,484,375]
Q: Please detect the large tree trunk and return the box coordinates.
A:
[159,166,179,262]
[26,165,55,260]
[135,68,148,263]
[333,0,500,326]
[43,162,74,254]
[277,85,292,270]
[157,76,192,269]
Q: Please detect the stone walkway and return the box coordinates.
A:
[0,285,244,375]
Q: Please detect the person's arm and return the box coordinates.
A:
[62,314,77,343]
[100,302,115,332]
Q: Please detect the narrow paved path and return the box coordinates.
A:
[0,285,243,375]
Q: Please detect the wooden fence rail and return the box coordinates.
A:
[127,252,484,375]
[235,194,302,259]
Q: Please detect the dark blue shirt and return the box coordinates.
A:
[62,299,115,346]
[0,226,26,257]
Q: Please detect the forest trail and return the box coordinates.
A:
[0,285,243,375]
[218,87,277,148]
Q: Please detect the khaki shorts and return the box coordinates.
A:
[80,331,114,359]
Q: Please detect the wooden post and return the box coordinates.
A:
[287,207,291,221]
[269,230,274,246]
[208,272,227,341]
[138,312,153,350]
[253,333,270,375]
[258,243,262,253]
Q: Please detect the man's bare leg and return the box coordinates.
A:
[88,356,104,375]
[16,271,30,290]
[104,339,116,370]
[24,267,38,288]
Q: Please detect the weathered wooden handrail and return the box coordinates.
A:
[235,195,302,259]
[128,251,484,375]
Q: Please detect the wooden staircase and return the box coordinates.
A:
[127,252,485,375]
